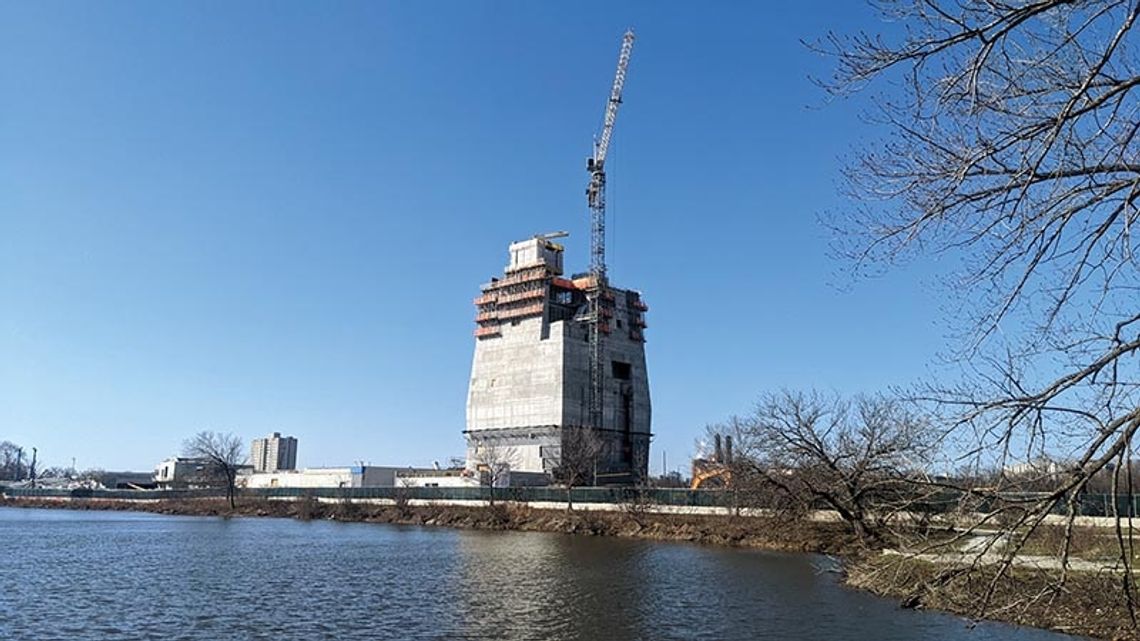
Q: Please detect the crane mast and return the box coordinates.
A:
[586,30,634,435]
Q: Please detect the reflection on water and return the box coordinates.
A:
[0,507,1079,641]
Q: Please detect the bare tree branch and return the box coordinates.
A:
[820,0,1140,621]
[183,431,246,509]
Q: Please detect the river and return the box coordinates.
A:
[0,507,1081,640]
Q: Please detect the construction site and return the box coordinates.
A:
[463,30,652,485]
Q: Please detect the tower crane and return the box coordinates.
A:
[585,30,635,434]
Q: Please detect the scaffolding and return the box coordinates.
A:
[473,264,552,338]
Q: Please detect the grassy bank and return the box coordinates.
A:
[848,554,1134,640]
[4,495,1132,639]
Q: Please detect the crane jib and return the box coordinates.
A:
[590,30,635,171]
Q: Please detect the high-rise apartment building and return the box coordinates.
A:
[251,432,298,473]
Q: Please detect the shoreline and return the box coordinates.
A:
[2,496,1124,639]
[0,495,858,554]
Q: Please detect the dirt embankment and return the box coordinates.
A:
[847,554,1139,640]
[0,495,858,554]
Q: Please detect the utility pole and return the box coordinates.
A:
[585,30,635,437]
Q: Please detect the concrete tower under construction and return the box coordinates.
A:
[465,235,651,484]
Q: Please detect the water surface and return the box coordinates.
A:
[0,507,1081,640]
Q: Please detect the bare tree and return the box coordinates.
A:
[556,427,605,509]
[469,439,519,506]
[731,390,934,544]
[700,417,802,517]
[38,466,72,479]
[77,468,108,487]
[649,471,688,488]
[0,441,27,482]
[820,0,1140,620]
[183,431,246,509]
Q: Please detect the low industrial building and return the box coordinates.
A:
[153,457,214,489]
[99,471,157,489]
[237,465,526,490]
[240,465,404,489]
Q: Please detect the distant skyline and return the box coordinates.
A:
[1,2,946,473]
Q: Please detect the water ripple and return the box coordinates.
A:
[0,508,1079,641]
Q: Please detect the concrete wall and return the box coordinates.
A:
[508,238,563,274]
[558,288,652,478]
[464,425,562,476]
[396,472,480,488]
[558,291,652,434]
[355,466,398,488]
[466,315,566,431]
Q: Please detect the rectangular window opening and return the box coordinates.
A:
[611,361,632,380]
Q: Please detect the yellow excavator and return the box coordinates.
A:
[691,462,731,489]
[690,433,734,489]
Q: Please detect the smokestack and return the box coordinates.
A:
[714,434,723,463]
[725,436,734,465]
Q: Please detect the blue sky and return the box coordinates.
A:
[0,1,946,473]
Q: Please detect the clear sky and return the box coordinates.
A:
[0,1,945,473]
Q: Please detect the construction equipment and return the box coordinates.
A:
[535,231,569,240]
[691,435,734,489]
[535,230,569,252]
[691,462,732,490]
[586,29,635,433]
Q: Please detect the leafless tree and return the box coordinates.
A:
[38,466,72,479]
[183,431,246,509]
[729,390,935,544]
[391,475,417,517]
[0,441,27,481]
[556,427,605,509]
[76,468,108,486]
[1087,459,1140,494]
[698,417,785,515]
[470,438,519,506]
[649,471,688,488]
[819,0,1140,619]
